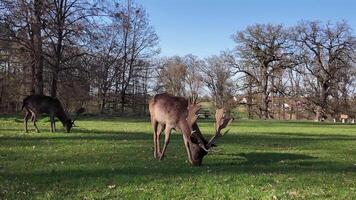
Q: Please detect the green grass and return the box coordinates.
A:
[0,116,355,200]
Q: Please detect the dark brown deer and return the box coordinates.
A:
[149,93,233,166]
[22,95,84,133]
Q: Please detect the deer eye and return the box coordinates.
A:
[190,135,199,144]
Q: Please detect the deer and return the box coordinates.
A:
[149,93,233,166]
[22,94,85,133]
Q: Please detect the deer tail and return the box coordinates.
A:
[21,97,28,110]
[21,101,25,110]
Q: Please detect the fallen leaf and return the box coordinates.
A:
[288,190,298,197]
[108,184,116,189]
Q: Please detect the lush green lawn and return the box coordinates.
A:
[0,115,355,200]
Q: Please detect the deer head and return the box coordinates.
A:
[64,107,85,133]
[187,105,234,166]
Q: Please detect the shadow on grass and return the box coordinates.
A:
[1,152,353,183]
[1,129,355,149]
[212,152,316,164]
[1,134,355,198]
[0,114,150,123]
[220,132,356,146]
[0,130,151,143]
[266,132,356,140]
[81,116,150,122]
[234,119,356,127]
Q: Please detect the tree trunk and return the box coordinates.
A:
[113,80,120,111]
[121,91,126,113]
[50,32,63,97]
[260,66,269,119]
[261,90,269,119]
[315,83,328,121]
[100,98,106,114]
[315,105,322,121]
[30,62,36,94]
[50,69,59,97]
[32,0,44,95]
[246,77,253,119]
[246,94,252,119]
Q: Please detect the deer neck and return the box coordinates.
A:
[178,119,192,136]
[191,123,208,144]
[56,109,70,124]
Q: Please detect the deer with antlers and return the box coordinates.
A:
[149,93,233,166]
[22,95,85,133]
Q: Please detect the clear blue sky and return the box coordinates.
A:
[137,0,356,58]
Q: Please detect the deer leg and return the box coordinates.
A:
[24,112,30,133]
[32,113,40,133]
[151,119,159,159]
[159,126,171,161]
[53,119,56,132]
[156,123,165,155]
[50,114,54,133]
[183,133,194,164]
[179,121,194,164]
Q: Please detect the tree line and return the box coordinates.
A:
[157,22,355,121]
[1,0,355,121]
[0,0,158,114]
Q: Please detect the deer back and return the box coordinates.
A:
[23,95,70,123]
[149,93,189,128]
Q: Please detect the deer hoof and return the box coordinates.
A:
[154,152,163,160]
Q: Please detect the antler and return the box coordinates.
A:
[72,107,85,123]
[187,104,201,127]
[186,104,211,151]
[207,108,234,148]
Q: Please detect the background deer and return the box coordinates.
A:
[22,95,84,133]
[149,93,233,166]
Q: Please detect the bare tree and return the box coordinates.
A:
[1,0,46,95]
[293,21,355,121]
[202,55,235,108]
[113,0,159,113]
[157,56,187,96]
[184,54,204,104]
[43,0,96,97]
[84,17,124,113]
[0,0,159,115]
[226,24,293,119]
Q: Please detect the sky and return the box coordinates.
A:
[137,0,356,58]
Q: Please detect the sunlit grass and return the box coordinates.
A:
[0,115,355,199]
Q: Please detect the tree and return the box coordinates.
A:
[157,56,187,96]
[184,54,204,104]
[293,21,355,121]
[43,0,97,97]
[1,0,46,95]
[226,24,293,119]
[89,27,123,113]
[202,55,235,109]
[113,0,159,113]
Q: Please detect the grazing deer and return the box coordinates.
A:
[149,93,233,166]
[22,95,84,133]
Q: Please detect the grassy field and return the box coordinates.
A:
[0,115,355,200]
